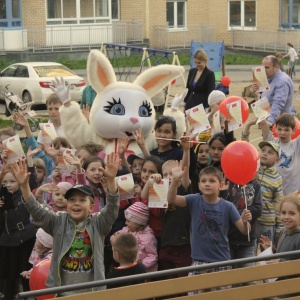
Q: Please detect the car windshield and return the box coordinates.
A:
[33,65,75,77]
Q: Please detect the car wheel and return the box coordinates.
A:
[13,123,23,131]
[30,123,38,132]
[22,91,32,103]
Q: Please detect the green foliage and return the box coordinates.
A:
[224,53,263,65]
[57,56,87,69]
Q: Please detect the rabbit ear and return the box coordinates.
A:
[134,65,185,98]
[87,50,117,93]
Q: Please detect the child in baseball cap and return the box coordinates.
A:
[256,141,283,251]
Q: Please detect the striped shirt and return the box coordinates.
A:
[257,165,283,233]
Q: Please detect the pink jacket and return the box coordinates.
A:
[111,226,158,272]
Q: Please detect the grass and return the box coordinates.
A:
[0,51,273,71]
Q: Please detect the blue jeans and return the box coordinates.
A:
[230,243,256,269]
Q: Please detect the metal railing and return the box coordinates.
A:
[18,250,300,299]
[153,24,216,49]
[230,28,300,52]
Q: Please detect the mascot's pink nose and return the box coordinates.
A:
[130,117,138,124]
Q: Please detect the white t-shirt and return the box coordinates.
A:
[267,132,300,195]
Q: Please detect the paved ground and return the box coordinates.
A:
[3,65,300,150]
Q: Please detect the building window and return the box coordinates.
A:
[280,0,300,29]
[166,0,186,29]
[229,1,256,28]
[0,0,21,27]
[111,0,119,20]
[47,0,118,25]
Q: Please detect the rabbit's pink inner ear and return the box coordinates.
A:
[143,74,169,91]
[97,62,109,87]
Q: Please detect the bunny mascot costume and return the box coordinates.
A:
[52,50,187,155]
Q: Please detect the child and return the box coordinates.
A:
[37,93,65,144]
[12,153,120,296]
[127,153,144,183]
[111,202,157,272]
[192,142,210,193]
[21,228,53,279]
[167,165,251,292]
[208,132,234,172]
[207,90,226,115]
[107,232,147,288]
[224,176,262,268]
[159,159,192,275]
[76,142,105,165]
[260,195,300,257]
[0,167,36,299]
[256,141,283,247]
[260,114,300,195]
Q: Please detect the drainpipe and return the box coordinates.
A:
[145,0,149,40]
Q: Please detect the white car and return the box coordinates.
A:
[0,62,86,104]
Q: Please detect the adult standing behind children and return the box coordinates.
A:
[250,55,295,127]
[183,49,215,111]
[283,43,298,78]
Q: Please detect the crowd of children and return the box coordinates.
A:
[0,85,299,299]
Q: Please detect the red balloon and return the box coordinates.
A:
[221,76,231,87]
[171,79,176,85]
[221,141,259,186]
[272,117,300,140]
[219,96,249,123]
[29,259,54,300]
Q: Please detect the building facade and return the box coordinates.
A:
[0,0,299,50]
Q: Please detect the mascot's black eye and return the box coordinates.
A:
[103,98,125,115]
[138,101,152,117]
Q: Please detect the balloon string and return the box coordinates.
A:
[242,185,250,242]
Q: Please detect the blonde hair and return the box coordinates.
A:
[193,49,208,62]
[33,157,47,177]
[278,195,300,214]
[162,160,176,173]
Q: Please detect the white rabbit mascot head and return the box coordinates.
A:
[87,50,184,140]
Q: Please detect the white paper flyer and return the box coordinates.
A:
[116,173,135,200]
[185,104,211,134]
[2,134,25,163]
[251,96,271,124]
[226,100,243,132]
[252,66,270,92]
[39,123,57,144]
[148,179,169,208]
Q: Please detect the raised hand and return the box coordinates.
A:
[171,88,188,110]
[43,143,58,159]
[180,136,191,150]
[38,183,60,194]
[132,128,145,147]
[27,145,42,159]
[149,173,162,184]
[50,77,71,104]
[13,113,29,128]
[10,160,30,187]
[100,153,121,179]
[171,161,187,182]
[260,235,272,250]
[81,104,90,123]
[118,138,130,157]
[64,153,81,168]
